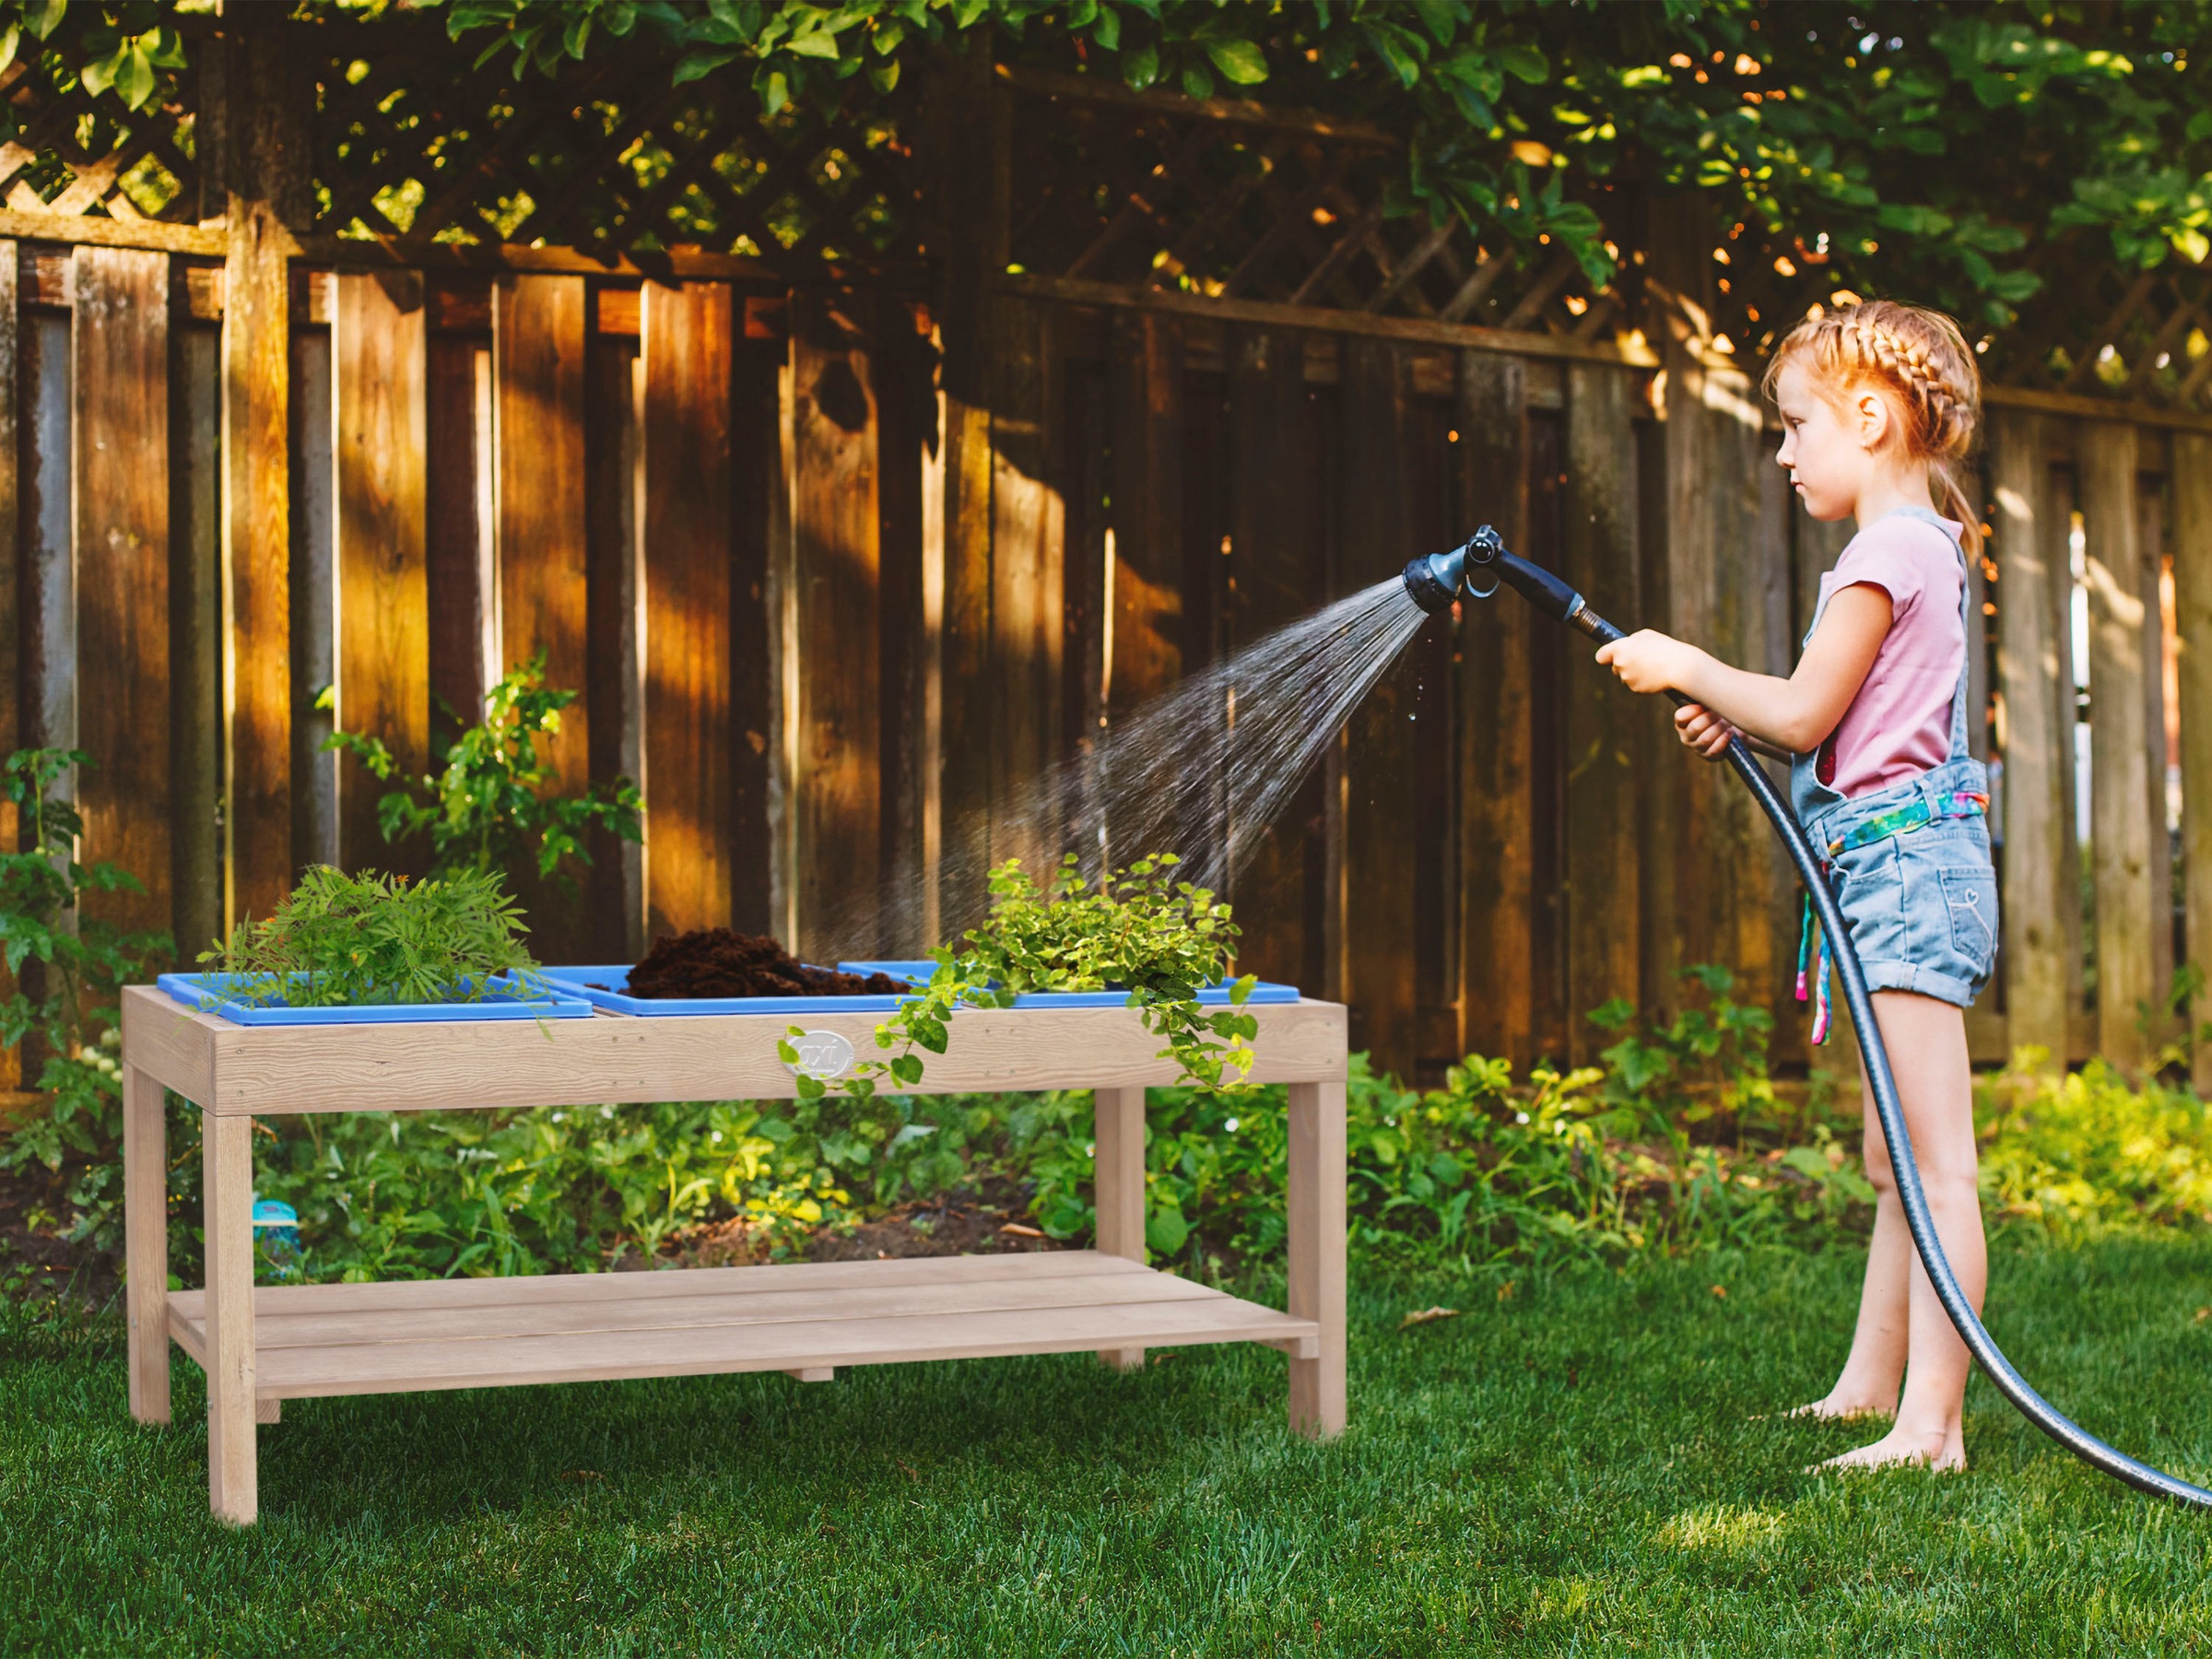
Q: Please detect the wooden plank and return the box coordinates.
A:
[935,382,994,934]
[226,1290,1315,1400]
[1228,326,1324,988]
[222,201,294,926]
[2050,462,2089,1026]
[192,1267,1226,1351]
[1336,338,1418,1080]
[172,316,223,966]
[789,291,882,959]
[1561,362,1641,1057]
[1991,411,2068,1064]
[0,207,225,254]
[988,296,1063,885]
[1106,311,1186,724]
[166,1249,1153,1321]
[584,334,645,959]
[1983,381,2212,437]
[1092,1085,1147,1371]
[167,1250,1151,1328]
[288,324,337,873]
[333,270,429,877]
[2139,461,2175,1018]
[203,1109,256,1524]
[639,280,735,939]
[1456,352,1534,1067]
[73,246,172,940]
[0,244,15,1084]
[422,333,485,749]
[872,298,930,956]
[492,274,590,806]
[1653,204,1780,1020]
[2174,432,2212,1092]
[1006,273,1660,371]
[2082,421,2156,1070]
[1286,1077,1347,1438]
[122,984,1349,1116]
[124,1064,169,1423]
[488,279,588,959]
[731,333,781,941]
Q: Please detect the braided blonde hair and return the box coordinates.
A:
[1762,300,1983,555]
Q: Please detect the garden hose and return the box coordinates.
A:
[1404,528,2212,1510]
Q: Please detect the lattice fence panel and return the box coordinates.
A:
[312,16,919,271]
[0,57,200,224]
[1006,81,1641,347]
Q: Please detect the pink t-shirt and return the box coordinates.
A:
[1809,512,1966,797]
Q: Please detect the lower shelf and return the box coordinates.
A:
[166,1251,1319,1401]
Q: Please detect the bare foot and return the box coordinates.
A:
[1812,1426,1963,1474]
[1779,1394,1894,1422]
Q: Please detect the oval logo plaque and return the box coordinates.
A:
[782,1029,855,1080]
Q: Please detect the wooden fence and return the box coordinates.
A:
[2,30,2209,1088]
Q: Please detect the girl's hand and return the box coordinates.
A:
[1594,629,1699,697]
[1674,702,1736,760]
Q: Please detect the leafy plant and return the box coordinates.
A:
[198,865,542,1008]
[322,650,641,887]
[0,746,172,1252]
[787,853,1258,1108]
[0,747,169,1057]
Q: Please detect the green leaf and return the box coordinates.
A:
[1091,5,1119,51]
[1180,58,1214,100]
[1145,1205,1189,1256]
[1204,38,1267,86]
[1498,42,1548,84]
[1123,41,1158,88]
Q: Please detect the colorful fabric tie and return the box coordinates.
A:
[1795,790,1988,1044]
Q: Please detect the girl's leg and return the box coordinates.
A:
[1790,1050,1911,1417]
[1820,990,1984,1471]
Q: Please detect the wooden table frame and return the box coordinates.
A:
[119,984,1349,1525]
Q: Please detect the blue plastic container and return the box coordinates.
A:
[159,971,595,1026]
[535,962,1301,1018]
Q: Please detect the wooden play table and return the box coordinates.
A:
[118,984,1348,1524]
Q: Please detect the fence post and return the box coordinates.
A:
[1457,351,1533,1068]
[2173,432,2212,1092]
[212,12,311,924]
[1561,361,1641,1058]
[1649,199,1783,1019]
[1991,410,2068,1065]
[2082,420,2155,1071]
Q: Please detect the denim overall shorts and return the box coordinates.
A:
[1791,507,2000,1038]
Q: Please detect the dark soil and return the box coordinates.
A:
[623,929,912,1000]
[0,1162,118,1306]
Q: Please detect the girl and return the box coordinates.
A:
[1595,300,1996,1473]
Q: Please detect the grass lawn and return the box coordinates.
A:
[6,1235,2212,1655]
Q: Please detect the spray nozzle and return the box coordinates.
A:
[1401,527,1501,615]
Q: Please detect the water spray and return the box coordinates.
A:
[1404,526,2212,1510]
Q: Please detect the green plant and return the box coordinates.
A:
[0,747,173,1251]
[198,865,542,1008]
[322,650,641,887]
[791,853,1258,1109]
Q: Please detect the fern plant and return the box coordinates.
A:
[201,865,543,1008]
[322,649,641,887]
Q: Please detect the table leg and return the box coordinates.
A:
[1092,1086,1147,1371]
[203,1110,258,1524]
[1287,1078,1346,1438]
[123,1065,170,1425]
